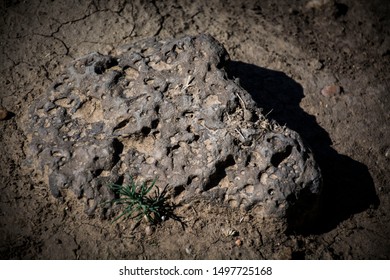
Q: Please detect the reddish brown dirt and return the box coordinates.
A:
[1,0,389,259]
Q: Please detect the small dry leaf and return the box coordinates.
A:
[222,227,238,237]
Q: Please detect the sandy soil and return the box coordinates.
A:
[0,0,389,259]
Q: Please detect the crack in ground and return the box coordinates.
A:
[1,51,17,67]
[152,0,165,37]
[32,33,71,57]
[119,1,136,41]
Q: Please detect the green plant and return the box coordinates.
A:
[107,177,171,224]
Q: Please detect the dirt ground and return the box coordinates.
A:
[0,0,389,259]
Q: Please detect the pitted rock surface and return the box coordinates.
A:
[22,34,321,224]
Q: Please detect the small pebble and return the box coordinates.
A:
[321,84,342,97]
[385,147,390,158]
[145,225,154,236]
[185,246,193,255]
[310,58,324,70]
[306,0,329,9]
[0,108,9,120]
[235,238,243,247]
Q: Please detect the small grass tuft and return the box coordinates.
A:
[107,177,172,224]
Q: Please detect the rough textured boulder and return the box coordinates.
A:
[22,34,322,227]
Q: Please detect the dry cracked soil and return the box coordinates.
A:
[0,0,389,259]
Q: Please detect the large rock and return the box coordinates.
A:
[22,34,321,227]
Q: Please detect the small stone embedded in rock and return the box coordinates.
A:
[310,59,323,70]
[21,34,322,229]
[321,84,342,97]
[235,238,243,247]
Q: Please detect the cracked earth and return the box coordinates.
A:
[0,0,389,259]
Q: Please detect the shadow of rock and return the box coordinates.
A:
[227,61,379,234]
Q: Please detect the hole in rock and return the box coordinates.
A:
[250,113,259,122]
[141,126,151,136]
[93,168,104,177]
[167,144,180,155]
[112,138,124,166]
[94,57,118,74]
[203,155,236,191]
[173,185,185,197]
[182,111,194,118]
[270,145,292,167]
[151,119,159,129]
[113,119,129,131]
[154,105,160,114]
[187,176,195,185]
[53,82,63,90]
[245,155,252,166]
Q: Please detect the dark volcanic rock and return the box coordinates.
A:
[22,34,322,227]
